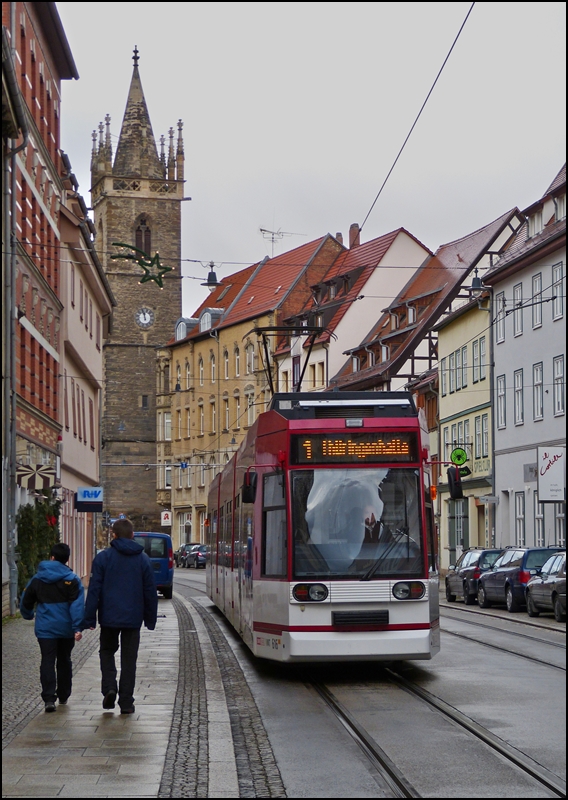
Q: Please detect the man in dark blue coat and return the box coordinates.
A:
[84,518,157,714]
[20,542,85,712]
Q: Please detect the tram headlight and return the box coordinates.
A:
[392,581,425,600]
[293,583,329,602]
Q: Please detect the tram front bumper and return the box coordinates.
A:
[284,628,434,662]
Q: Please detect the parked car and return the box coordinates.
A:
[187,543,208,569]
[477,545,565,612]
[445,547,502,605]
[525,551,566,622]
[175,543,192,567]
[133,532,174,599]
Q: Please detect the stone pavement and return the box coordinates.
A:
[2,594,240,798]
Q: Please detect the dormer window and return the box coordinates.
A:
[175,321,186,340]
[390,313,399,330]
[381,344,390,362]
[555,194,566,222]
[328,283,337,300]
[352,355,360,372]
[199,312,212,332]
[407,305,416,324]
[527,210,543,238]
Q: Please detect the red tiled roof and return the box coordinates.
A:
[217,236,330,328]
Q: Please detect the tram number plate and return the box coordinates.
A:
[256,636,281,650]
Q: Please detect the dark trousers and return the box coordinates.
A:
[37,638,75,704]
[99,627,140,710]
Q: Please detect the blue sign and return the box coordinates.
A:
[180,462,188,469]
[77,486,103,502]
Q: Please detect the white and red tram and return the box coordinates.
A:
[206,392,440,662]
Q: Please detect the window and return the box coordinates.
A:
[532,273,542,328]
[553,355,564,415]
[515,492,525,546]
[533,362,543,420]
[514,369,524,425]
[281,371,289,393]
[186,362,191,390]
[246,343,255,374]
[70,264,75,307]
[479,337,486,380]
[513,284,523,336]
[262,473,287,577]
[175,321,186,340]
[224,349,229,379]
[224,398,230,430]
[455,349,462,391]
[555,193,566,222]
[482,414,488,457]
[407,305,416,324]
[79,280,83,321]
[178,463,183,489]
[176,410,182,440]
[461,346,468,388]
[235,347,240,376]
[552,263,564,320]
[451,423,457,448]
[463,419,470,455]
[186,409,191,438]
[443,427,450,461]
[199,312,212,332]
[135,219,151,254]
[449,352,455,393]
[292,356,301,388]
[381,344,389,362]
[457,421,463,449]
[497,375,506,428]
[234,394,241,429]
[309,363,316,389]
[164,462,172,489]
[198,402,204,435]
[352,355,360,372]
[199,458,205,487]
[527,210,543,238]
[198,358,204,386]
[495,292,506,343]
[317,361,325,387]
[474,416,481,459]
[211,400,216,433]
[89,398,95,451]
[472,340,479,383]
[164,412,171,441]
[534,493,544,547]
[210,354,216,383]
[176,365,181,389]
[246,390,255,426]
[441,358,447,396]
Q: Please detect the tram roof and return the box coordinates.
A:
[269,391,417,419]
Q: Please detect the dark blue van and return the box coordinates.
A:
[133,532,174,599]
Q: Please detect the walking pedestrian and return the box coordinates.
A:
[84,518,158,714]
[20,542,84,713]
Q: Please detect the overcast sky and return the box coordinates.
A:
[56,2,566,316]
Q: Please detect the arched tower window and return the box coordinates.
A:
[135,217,151,255]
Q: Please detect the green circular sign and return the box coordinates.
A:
[450,447,468,466]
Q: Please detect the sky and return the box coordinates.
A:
[56,1,566,317]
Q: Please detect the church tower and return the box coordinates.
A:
[91,48,184,529]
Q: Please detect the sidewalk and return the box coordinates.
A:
[2,595,240,798]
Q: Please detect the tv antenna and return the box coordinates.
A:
[259,227,306,257]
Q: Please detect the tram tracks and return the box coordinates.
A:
[310,667,566,799]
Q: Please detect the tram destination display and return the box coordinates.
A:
[290,432,418,464]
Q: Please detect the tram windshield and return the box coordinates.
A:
[292,469,424,579]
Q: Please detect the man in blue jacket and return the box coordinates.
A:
[84,518,157,715]
[20,542,85,712]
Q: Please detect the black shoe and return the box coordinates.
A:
[120,706,135,714]
[102,690,117,709]
[44,702,56,713]
[58,698,68,705]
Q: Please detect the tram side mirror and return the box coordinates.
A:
[242,471,258,504]
[447,467,463,500]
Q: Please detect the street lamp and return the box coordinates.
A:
[201,262,220,292]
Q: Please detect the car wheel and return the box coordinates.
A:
[445,582,456,602]
[553,595,566,623]
[463,582,476,605]
[526,592,540,617]
[506,585,520,613]
[478,584,491,608]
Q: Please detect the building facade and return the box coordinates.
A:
[2,2,78,613]
[91,49,184,531]
[483,165,566,550]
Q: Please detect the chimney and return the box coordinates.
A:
[349,223,360,248]
[336,232,343,245]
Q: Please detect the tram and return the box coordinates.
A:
[206,391,440,662]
